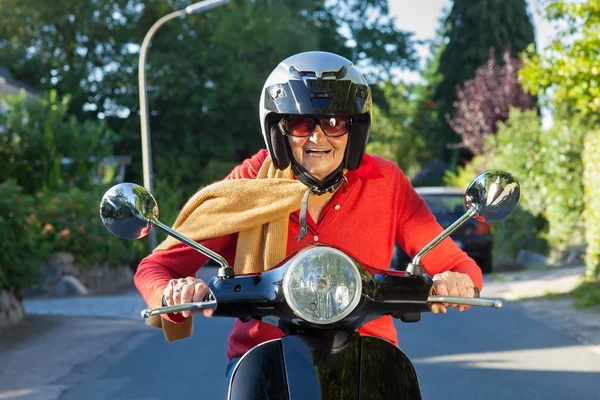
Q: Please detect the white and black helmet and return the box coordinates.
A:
[259,51,372,183]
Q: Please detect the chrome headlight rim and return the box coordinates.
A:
[282,246,363,325]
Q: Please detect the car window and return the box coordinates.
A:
[420,194,465,215]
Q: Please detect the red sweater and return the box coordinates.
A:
[134,150,483,360]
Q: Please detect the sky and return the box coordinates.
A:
[388,0,557,83]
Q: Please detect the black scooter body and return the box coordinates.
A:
[228,332,422,400]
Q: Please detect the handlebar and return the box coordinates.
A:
[140,296,502,319]
[427,295,503,309]
[141,300,217,318]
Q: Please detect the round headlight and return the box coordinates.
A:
[282,247,362,324]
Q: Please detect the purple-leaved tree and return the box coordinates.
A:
[447,48,535,155]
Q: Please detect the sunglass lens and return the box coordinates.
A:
[321,116,350,137]
[287,116,315,137]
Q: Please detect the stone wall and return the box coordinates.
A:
[0,290,24,330]
[0,251,133,330]
[23,251,134,298]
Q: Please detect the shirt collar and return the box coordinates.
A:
[346,154,384,182]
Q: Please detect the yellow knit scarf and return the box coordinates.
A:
[149,156,334,342]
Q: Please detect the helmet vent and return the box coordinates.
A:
[289,66,316,79]
[321,66,347,79]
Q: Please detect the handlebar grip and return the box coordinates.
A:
[141,300,218,318]
[427,295,502,308]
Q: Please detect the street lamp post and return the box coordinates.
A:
[138,0,230,250]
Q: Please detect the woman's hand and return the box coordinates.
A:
[430,271,476,314]
[163,277,214,318]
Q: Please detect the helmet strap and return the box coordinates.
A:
[290,157,347,196]
[292,164,347,242]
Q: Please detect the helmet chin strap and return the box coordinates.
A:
[290,161,347,196]
[290,159,347,242]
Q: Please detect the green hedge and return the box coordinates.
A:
[0,90,138,295]
[32,185,139,268]
[0,181,48,294]
[486,109,586,257]
[583,130,600,278]
[443,109,588,261]
[0,181,140,294]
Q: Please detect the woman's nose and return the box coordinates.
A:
[309,124,326,141]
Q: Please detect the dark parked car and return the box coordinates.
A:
[391,187,493,273]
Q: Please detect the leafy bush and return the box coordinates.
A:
[0,91,116,194]
[488,109,586,256]
[32,186,138,268]
[583,130,600,278]
[572,279,600,308]
[491,207,549,261]
[0,181,48,294]
[0,180,140,294]
[369,82,425,179]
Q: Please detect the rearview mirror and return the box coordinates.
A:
[465,169,520,223]
[99,183,158,240]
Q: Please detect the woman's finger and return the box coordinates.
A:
[180,283,196,318]
[430,302,447,314]
[172,280,183,305]
[194,282,214,318]
[163,280,177,306]
[458,276,475,312]
[192,281,208,302]
[432,279,450,307]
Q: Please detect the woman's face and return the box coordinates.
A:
[287,118,349,180]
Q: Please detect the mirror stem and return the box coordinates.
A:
[412,208,477,266]
[151,218,231,271]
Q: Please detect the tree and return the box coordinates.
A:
[0,0,418,224]
[520,0,600,119]
[406,17,452,185]
[0,91,116,194]
[324,0,418,82]
[519,0,600,278]
[0,0,416,163]
[447,48,535,155]
[0,0,141,119]
[368,81,425,178]
[429,0,535,163]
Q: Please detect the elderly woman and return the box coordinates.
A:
[134,51,482,380]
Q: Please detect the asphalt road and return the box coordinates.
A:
[5,268,600,400]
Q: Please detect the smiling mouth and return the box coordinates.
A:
[305,149,331,155]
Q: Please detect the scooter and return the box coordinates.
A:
[99,169,520,400]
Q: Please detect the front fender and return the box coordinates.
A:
[228,333,422,400]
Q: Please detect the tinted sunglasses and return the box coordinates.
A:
[279,115,352,138]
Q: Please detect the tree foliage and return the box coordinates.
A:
[0,0,417,210]
[409,11,447,159]
[0,91,116,194]
[448,48,535,155]
[519,0,600,278]
[427,0,535,163]
[583,130,600,278]
[488,109,586,254]
[520,0,600,119]
[368,81,425,178]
